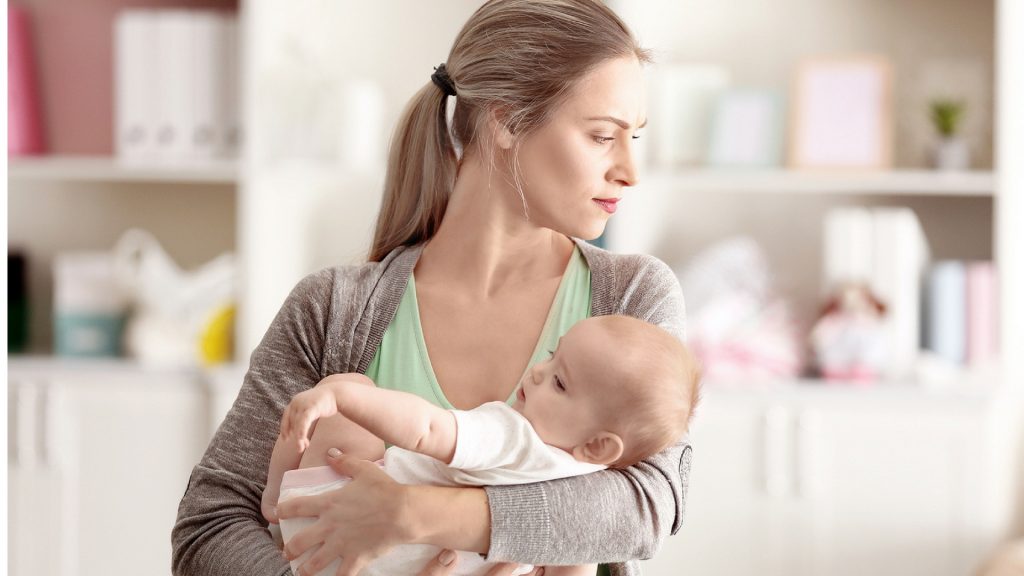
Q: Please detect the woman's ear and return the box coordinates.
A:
[487,108,516,150]
[573,432,624,466]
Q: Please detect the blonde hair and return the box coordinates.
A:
[369,0,651,262]
[588,316,703,469]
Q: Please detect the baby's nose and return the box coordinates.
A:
[530,367,542,385]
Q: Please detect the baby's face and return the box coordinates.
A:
[511,320,617,452]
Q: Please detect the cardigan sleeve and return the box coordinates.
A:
[484,254,691,566]
[171,269,336,576]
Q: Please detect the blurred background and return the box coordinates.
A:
[6,1,1024,575]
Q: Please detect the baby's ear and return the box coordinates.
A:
[573,432,624,466]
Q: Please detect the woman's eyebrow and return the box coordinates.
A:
[586,116,648,130]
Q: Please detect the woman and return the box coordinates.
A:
[171,1,690,575]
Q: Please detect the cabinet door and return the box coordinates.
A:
[642,394,799,576]
[795,404,983,576]
[8,381,71,576]
[59,373,209,576]
[8,367,210,576]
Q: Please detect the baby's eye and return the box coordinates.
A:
[554,375,566,392]
[546,349,555,358]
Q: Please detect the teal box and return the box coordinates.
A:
[54,313,125,357]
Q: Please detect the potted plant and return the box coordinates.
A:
[929,99,969,171]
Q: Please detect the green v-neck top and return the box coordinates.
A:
[364,246,592,409]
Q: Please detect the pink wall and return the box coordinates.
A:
[20,0,238,155]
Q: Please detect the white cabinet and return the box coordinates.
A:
[643,384,1010,576]
[7,360,240,576]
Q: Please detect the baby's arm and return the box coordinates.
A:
[282,373,458,464]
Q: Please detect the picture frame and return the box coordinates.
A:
[789,56,893,170]
[707,89,785,169]
[651,63,730,167]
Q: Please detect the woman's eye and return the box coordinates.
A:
[631,134,641,140]
[593,136,614,144]
[554,375,566,392]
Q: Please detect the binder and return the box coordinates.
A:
[823,207,874,291]
[188,11,229,160]
[223,15,241,158]
[870,208,929,378]
[114,10,159,162]
[155,10,195,162]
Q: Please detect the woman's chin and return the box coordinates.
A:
[576,221,609,242]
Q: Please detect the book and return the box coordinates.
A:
[966,261,999,366]
[925,261,967,365]
[9,5,47,156]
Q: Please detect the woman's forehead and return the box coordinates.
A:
[562,57,647,125]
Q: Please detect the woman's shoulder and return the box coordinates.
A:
[575,239,686,340]
[575,239,679,288]
[292,244,422,301]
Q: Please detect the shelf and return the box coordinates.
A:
[7,155,239,185]
[642,169,995,197]
[701,370,1005,405]
[7,355,244,377]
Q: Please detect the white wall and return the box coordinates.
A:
[239,1,483,354]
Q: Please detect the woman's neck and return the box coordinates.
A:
[416,154,574,298]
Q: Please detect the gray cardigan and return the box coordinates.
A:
[171,239,692,576]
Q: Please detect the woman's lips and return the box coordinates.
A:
[593,198,619,214]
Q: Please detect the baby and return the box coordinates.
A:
[263,314,702,576]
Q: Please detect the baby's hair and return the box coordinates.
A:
[588,316,703,469]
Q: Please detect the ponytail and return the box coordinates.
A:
[368,84,457,262]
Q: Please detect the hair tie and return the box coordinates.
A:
[431,63,457,97]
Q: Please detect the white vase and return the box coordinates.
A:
[933,137,970,171]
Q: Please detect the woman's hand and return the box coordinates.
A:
[414,549,545,576]
[277,453,414,576]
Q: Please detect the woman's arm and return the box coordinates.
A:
[172,270,336,576]
[480,253,691,566]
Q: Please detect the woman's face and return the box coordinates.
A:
[511,56,647,240]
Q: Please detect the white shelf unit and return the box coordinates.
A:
[8,155,239,184]
[642,169,995,197]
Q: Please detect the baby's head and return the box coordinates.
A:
[513,315,701,468]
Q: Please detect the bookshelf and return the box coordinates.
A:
[642,169,995,197]
[8,155,239,185]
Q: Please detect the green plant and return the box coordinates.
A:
[929,99,966,137]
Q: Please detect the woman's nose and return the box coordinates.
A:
[610,141,639,187]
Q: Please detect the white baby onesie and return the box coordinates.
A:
[278,401,605,576]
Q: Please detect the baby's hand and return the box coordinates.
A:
[280,383,341,453]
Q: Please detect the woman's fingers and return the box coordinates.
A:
[335,554,371,576]
[276,492,325,520]
[484,561,529,576]
[327,452,382,477]
[283,521,330,562]
[414,549,460,576]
